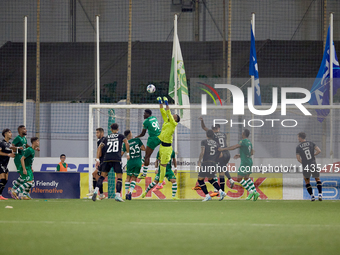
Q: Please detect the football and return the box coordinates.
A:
[146,84,156,93]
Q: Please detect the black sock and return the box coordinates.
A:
[116,178,122,193]
[209,179,221,191]
[99,184,103,194]
[96,176,105,190]
[198,179,208,195]
[93,178,97,190]
[219,177,225,191]
[0,179,7,195]
[306,183,313,196]
[317,181,322,194]
[225,171,231,179]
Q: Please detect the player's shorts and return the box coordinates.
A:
[147,136,161,150]
[20,168,34,182]
[14,157,22,171]
[198,161,218,178]
[218,151,231,166]
[238,163,253,176]
[302,162,320,179]
[0,164,9,174]
[127,161,142,177]
[101,161,122,174]
[159,144,173,165]
[155,166,176,181]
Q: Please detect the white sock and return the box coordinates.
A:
[206,194,210,197]
[115,192,120,198]
[94,187,99,194]
[125,182,130,195]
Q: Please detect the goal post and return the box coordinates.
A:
[88,103,194,193]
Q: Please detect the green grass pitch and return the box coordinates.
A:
[1,199,340,255]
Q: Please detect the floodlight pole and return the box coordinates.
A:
[329,12,333,160]
[23,16,27,127]
[96,15,100,128]
[251,13,255,159]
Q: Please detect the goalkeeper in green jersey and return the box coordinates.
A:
[155,96,180,189]
[122,130,146,200]
[141,150,178,200]
[11,137,39,200]
[219,129,259,201]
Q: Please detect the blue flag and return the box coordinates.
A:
[309,26,340,122]
[249,25,262,105]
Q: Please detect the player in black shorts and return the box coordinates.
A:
[91,127,106,200]
[197,130,226,202]
[296,132,322,201]
[92,123,130,202]
[199,117,235,193]
[0,129,16,200]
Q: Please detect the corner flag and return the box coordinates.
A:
[309,26,340,122]
[249,25,262,105]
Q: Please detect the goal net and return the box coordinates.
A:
[89,92,340,200]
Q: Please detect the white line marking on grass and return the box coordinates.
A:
[0,220,339,229]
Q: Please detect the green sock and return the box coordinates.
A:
[240,179,251,192]
[247,179,256,193]
[16,182,31,194]
[172,182,178,197]
[145,181,156,194]
[12,176,25,190]
[125,182,130,194]
[129,181,136,193]
[245,179,255,193]
[142,166,148,176]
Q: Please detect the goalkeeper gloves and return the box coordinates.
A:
[157,97,163,104]
[163,96,168,106]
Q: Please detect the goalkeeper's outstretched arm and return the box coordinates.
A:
[157,97,168,121]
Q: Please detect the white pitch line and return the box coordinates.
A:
[0,220,339,228]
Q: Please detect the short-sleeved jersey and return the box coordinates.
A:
[213,132,228,148]
[296,141,316,166]
[23,147,35,168]
[102,133,126,162]
[12,135,27,158]
[143,116,161,137]
[97,137,106,163]
[0,140,12,166]
[239,139,253,165]
[201,139,220,162]
[123,138,143,161]
[157,150,175,168]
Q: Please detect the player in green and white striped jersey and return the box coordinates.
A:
[122,130,145,200]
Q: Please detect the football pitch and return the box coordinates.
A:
[1,199,340,255]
